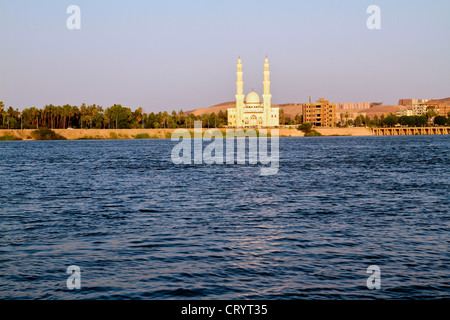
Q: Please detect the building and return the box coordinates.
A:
[357,102,371,109]
[302,98,336,127]
[398,99,429,106]
[335,102,371,110]
[397,103,450,117]
[396,109,414,116]
[425,103,450,117]
[336,102,356,110]
[412,104,427,116]
[227,57,279,127]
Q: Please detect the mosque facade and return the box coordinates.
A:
[227,57,279,127]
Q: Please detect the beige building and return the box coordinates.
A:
[335,102,371,110]
[397,109,414,116]
[397,103,449,117]
[303,98,336,127]
[398,99,429,106]
[227,57,279,127]
[412,104,428,115]
[426,103,450,117]
[357,102,371,109]
[336,102,356,110]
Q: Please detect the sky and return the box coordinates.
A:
[0,0,449,112]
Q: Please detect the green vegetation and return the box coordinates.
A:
[134,133,151,139]
[434,115,449,126]
[77,135,103,140]
[134,133,162,139]
[134,133,163,139]
[337,111,450,128]
[32,128,66,140]
[297,123,312,132]
[0,134,22,141]
[395,114,427,127]
[304,130,322,137]
[0,100,230,130]
[108,132,131,139]
[381,114,397,127]
[297,123,321,136]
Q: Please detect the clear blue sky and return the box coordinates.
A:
[1,0,449,112]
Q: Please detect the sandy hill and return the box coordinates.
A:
[187,98,450,119]
[186,102,303,118]
[426,97,450,106]
[357,105,408,117]
[186,102,235,116]
[277,103,303,117]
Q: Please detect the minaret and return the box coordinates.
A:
[262,56,272,126]
[235,57,245,127]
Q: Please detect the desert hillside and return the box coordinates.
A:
[185,102,235,116]
[186,97,449,119]
[426,97,450,106]
[356,105,408,117]
[186,101,303,118]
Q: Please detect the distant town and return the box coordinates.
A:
[1,97,449,132]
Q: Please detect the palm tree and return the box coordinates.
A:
[0,101,4,128]
[163,111,169,128]
[62,104,71,129]
[373,114,379,127]
[1,110,7,128]
[80,103,87,129]
[6,106,17,129]
[43,105,54,128]
[44,104,56,129]
[55,106,62,128]
[134,107,143,128]
[70,105,79,128]
[426,109,438,126]
[30,107,39,128]
[87,104,98,128]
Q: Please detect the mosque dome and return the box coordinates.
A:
[246,91,260,104]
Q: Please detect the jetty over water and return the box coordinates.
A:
[372,127,450,136]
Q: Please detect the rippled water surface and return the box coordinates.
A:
[0,136,449,299]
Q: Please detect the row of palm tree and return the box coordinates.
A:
[0,101,230,129]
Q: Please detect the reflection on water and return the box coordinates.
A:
[0,136,449,299]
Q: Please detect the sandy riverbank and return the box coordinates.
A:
[315,127,373,136]
[0,127,376,140]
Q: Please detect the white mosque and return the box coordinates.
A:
[227,57,279,127]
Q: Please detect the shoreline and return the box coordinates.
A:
[0,127,449,141]
[1,128,306,140]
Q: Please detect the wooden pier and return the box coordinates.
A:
[372,127,450,136]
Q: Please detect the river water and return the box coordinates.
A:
[0,136,449,299]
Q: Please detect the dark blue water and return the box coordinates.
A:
[0,136,449,299]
